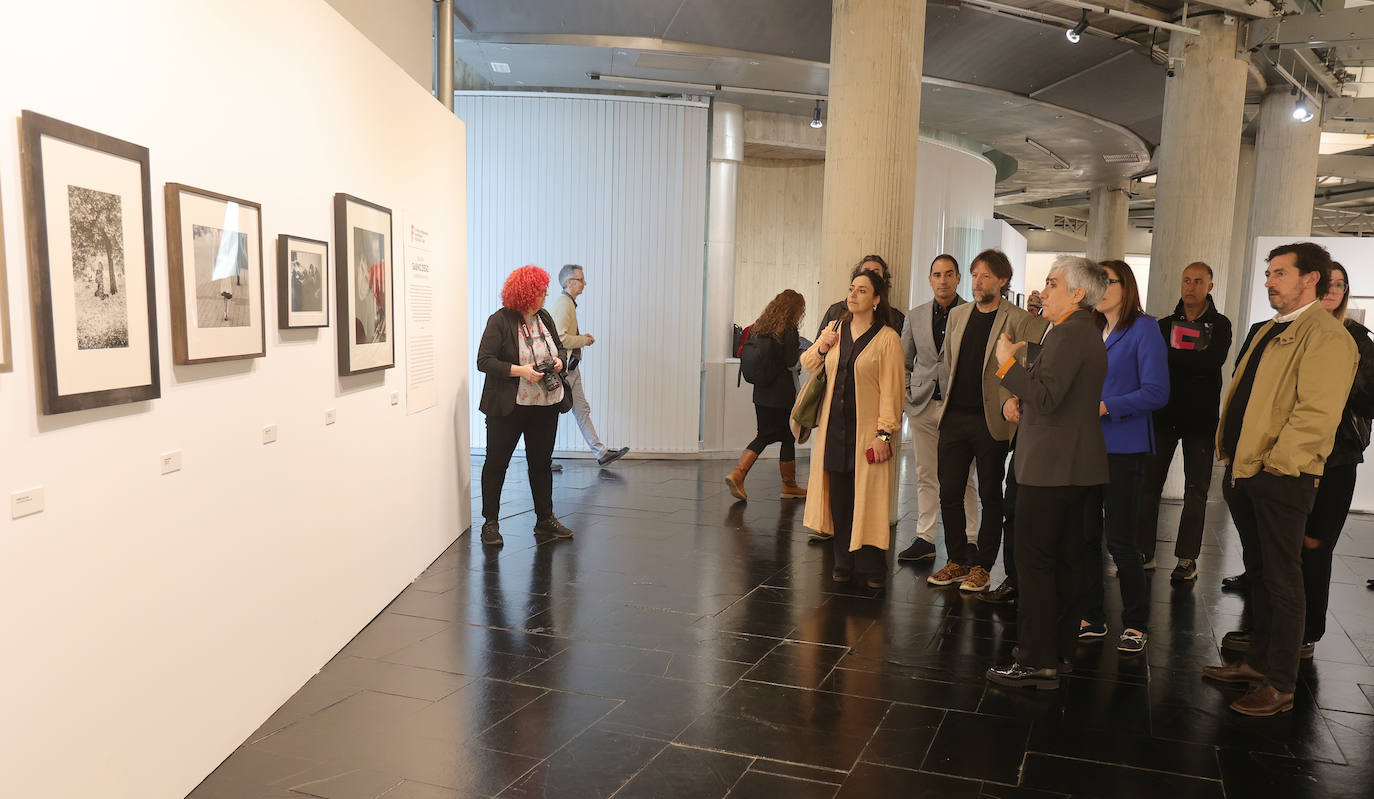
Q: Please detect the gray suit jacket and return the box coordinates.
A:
[901,296,964,415]
[940,300,1050,441]
[1000,309,1108,487]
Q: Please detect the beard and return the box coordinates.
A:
[975,289,998,305]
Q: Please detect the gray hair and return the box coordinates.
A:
[1049,255,1109,309]
[558,263,583,288]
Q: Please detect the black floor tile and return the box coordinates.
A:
[404,677,546,744]
[1216,748,1370,799]
[614,744,752,799]
[742,640,847,689]
[497,725,666,798]
[1019,753,1225,799]
[859,703,945,771]
[922,710,1030,785]
[835,762,981,798]
[472,689,620,759]
[726,770,838,798]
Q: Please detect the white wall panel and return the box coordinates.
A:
[456,93,709,453]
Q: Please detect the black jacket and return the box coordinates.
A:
[476,307,572,417]
[817,301,905,339]
[1331,319,1374,466]
[751,328,801,409]
[1155,295,1232,429]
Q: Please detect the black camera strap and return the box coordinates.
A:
[519,316,550,362]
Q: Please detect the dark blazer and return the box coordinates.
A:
[476,307,572,417]
[752,328,801,409]
[1000,309,1108,487]
[1100,314,1170,454]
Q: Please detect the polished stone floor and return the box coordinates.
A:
[190,452,1374,798]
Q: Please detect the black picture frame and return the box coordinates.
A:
[277,234,330,329]
[333,192,394,376]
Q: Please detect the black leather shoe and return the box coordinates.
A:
[832,565,853,583]
[866,572,887,590]
[986,662,1059,690]
[897,538,936,562]
[533,516,574,539]
[1221,629,1251,652]
[480,520,503,547]
[980,581,1017,604]
[1221,572,1249,592]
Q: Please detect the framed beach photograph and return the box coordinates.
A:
[0,170,12,373]
[165,183,265,364]
[277,234,329,329]
[334,192,393,375]
[19,110,159,413]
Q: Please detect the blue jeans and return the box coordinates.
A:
[1081,453,1148,632]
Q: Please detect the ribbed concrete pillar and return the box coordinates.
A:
[819,0,925,313]
[702,101,744,451]
[1086,182,1129,263]
[1146,16,1249,316]
[1223,141,1256,337]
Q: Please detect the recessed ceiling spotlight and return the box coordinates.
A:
[811,99,824,129]
[1066,11,1088,43]
[748,60,760,66]
[1055,114,1064,119]
[490,62,511,73]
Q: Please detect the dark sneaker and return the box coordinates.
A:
[533,516,574,539]
[1078,620,1108,640]
[1221,629,1251,652]
[551,462,563,473]
[1221,572,1249,592]
[897,538,937,562]
[866,572,887,590]
[980,581,1017,604]
[809,530,834,543]
[1170,558,1198,582]
[1301,641,1316,660]
[1118,628,1147,654]
[598,447,630,466]
[480,520,503,547]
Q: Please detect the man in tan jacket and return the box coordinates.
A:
[1203,242,1357,717]
[547,264,629,467]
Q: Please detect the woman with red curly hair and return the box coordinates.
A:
[476,265,575,547]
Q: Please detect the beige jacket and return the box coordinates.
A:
[801,324,905,550]
[546,291,591,358]
[939,300,1049,441]
[1217,302,1357,479]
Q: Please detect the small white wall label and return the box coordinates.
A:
[262,425,278,444]
[11,487,45,519]
[160,451,183,475]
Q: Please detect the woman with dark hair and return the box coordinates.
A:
[726,289,808,500]
[1078,260,1169,655]
[475,265,574,547]
[801,271,905,588]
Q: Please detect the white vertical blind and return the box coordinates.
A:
[456,93,709,453]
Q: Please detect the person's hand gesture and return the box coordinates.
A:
[1002,397,1021,423]
[584,334,595,345]
[818,323,840,353]
[515,363,542,382]
[994,333,1027,365]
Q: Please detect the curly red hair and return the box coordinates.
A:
[501,264,550,312]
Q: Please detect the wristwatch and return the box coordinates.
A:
[875,430,892,444]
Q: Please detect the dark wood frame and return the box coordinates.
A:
[164,183,266,364]
[333,192,394,376]
[19,110,159,413]
[0,165,12,373]
[276,234,330,329]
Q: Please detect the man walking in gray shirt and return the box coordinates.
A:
[547,264,630,467]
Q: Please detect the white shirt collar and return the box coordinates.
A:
[1274,300,1319,324]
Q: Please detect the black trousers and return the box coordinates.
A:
[747,404,796,461]
[482,404,560,523]
[1138,420,1215,560]
[1082,454,1149,632]
[1015,484,1087,669]
[1002,454,1020,588]
[1222,468,1319,695]
[828,470,887,575]
[1303,462,1359,642]
[938,409,1009,568]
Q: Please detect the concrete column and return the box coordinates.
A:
[436,0,453,110]
[819,0,925,313]
[702,101,744,450]
[1222,141,1256,339]
[1145,15,1249,316]
[1086,182,1129,263]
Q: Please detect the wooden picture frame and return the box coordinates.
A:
[19,110,159,413]
[0,165,12,373]
[165,183,265,364]
[277,234,329,329]
[334,192,393,375]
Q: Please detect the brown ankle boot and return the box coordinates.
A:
[725,450,758,500]
[779,460,807,498]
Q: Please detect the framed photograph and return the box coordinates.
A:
[165,184,265,364]
[0,168,12,373]
[334,193,393,375]
[19,110,159,413]
[277,234,329,329]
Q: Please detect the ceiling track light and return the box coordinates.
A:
[811,100,824,129]
[1025,136,1072,170]
[1292,88,1315,123]
[1066,11,1088,44]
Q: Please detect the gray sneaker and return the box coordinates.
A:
[1170,558,1198,582]
[480,520,503,547]
[534,516,574,539]
[598,447,630,466]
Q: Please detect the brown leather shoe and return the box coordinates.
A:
[779,460,807,499]
[1230,684,1295,717]
[1201,661,1265,684]
[725,450,758,500]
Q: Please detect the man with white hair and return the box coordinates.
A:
[985,256,1109,690]
[547,264,630,467]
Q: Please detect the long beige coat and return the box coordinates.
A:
[801,323,905,550]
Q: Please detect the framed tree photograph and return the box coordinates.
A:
[19,110,159,413]
[0,169,12,373]
[165,184,265,364]
[334,193,393,375]
[277,234,329,329]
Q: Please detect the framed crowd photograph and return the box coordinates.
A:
[19,110,159,413]
[0,171,12,373]
[277,234,329,329]
[165,183,265,364]
[334,192,393,375]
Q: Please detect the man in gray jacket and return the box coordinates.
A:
[898,254,978,563]
[547,264,629,467]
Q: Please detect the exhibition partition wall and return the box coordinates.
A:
[456,93,710,455]
[908,139,997,309]
[0,2,468,797]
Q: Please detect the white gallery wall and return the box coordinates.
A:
[0,2,469,798]
[909,139,996,309]
[456,93,709,454]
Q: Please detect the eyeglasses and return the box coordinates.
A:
[568,278,586,284]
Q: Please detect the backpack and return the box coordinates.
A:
[739,329,783,386]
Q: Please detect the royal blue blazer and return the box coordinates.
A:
[1101,314,1171,454]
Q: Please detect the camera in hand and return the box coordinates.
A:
[534,359,562,392]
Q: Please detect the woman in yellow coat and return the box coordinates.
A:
[802,269,906,588]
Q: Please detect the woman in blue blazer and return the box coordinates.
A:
[1078,260,1170,655]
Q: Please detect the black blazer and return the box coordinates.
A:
[476,307,572,417]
